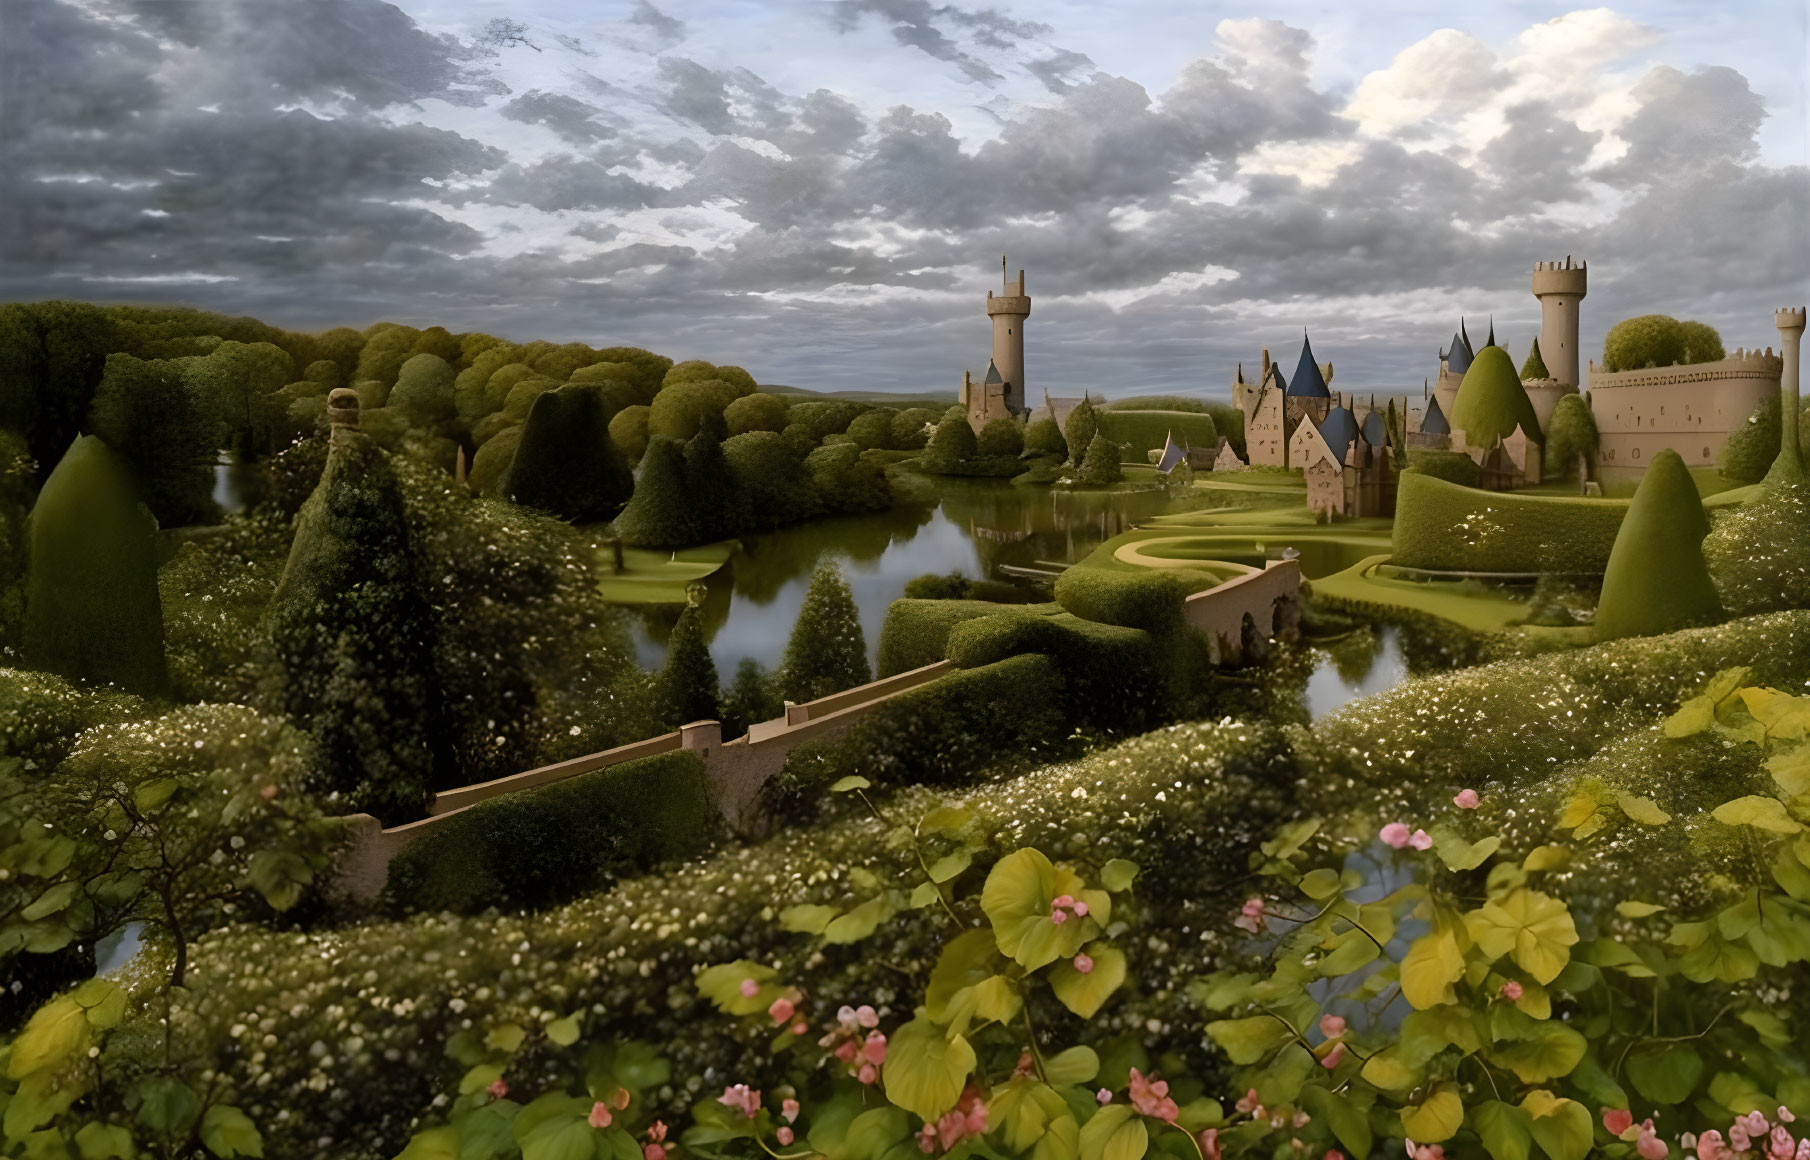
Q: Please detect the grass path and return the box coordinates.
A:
[595,541,738,604]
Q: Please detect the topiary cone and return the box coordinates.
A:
[1594,448,1723,641]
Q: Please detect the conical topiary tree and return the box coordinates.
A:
[1594,448,1723,641]
[1076,431,1123,485]
[501,383,633,522]
[1520,338,1550,381]
[1063,396,1098,464]
[655,596,720,729]
[615,435,702,548]
[1450,346,1544,448]
[1542,393,1598,481]
[779,560,871,703]
[22,435,166,693]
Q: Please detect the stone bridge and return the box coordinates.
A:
[1183,558,1302,664]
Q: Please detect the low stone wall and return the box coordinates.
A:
[1183,558,1302,664]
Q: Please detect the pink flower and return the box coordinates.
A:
[739,979,760,998]
[1200,1129,1221,1160]
[917,1128,936,1155]
[857,1064,878,1086]
[1320,1042,1346,1070]
[1409,1145,1446,1160]
[1234,897,1267,934]
[836,1005,860,1029]
[1604,1109,1635,1137]
[1073,953,1095,975]
[1318,1014,1346,1039]
[647,1123,668,1144]
[1770,1127,1796,1160]
[1500,981,1524,1001]
[1743,1113,1772,1138]
[778,1128,795,1147]
[769,997,796,1025]
[644,1147,666,1160]
[861,1031,888,1065]
[1096,1089,1113,1105]
[782,1099,800,1124]
[718,1085,761,1120]
[1073,900,1089,916]
[1784,1108,1800,1125]
[487,1078,508,1100]
[1127,1069,1179,1124]
[855,1006,879,1029]
[259,784,280,801]
[1053,894,1075,908]
[1795,1139,1810,1160]
[1293,1111,1311,1129]
[1696,1130,1729,1160]
[1453,789,1480,809]
[1380,823,1412,848]
[1050,908,1069,925]
[1235,1089,1264,1117]
[589,1102,614,1129]
[1326,1153,1346,1160]
[918,1088,989,1154]
[791,1021,809,1036]
[833,1040,858,1063]
[1408,829,1434,851]
[1638,1124,1669,1160]
[1731,1125,1752,1153]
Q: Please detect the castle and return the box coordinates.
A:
[958,256,1032,430]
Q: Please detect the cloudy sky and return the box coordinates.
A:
[3,0,1806,398]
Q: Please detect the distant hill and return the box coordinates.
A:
[761,384,957,408]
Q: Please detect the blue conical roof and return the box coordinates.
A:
[1421,393,1450,436]
[1286,334,1329,398]
[983,359,1004,385]
[1363,409,1387,446]
[1319,406,1358,462]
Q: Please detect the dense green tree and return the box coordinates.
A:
[779,560,871,703]
[725,392,790,436]
[723,430,820,530]
[610,404,652,464]
[921,412,979,472]
[502,375,561,422]
[1602,315,1724,371]
[719,657,782,739]
[1678,320,1725,365]
[592,346,673,403]
[650,378,745,440]
[181,340,294,454]
[303,360,341,388]
[655,600,719,730]
[23,435,165,693]
[531,343,598,382]
[1721,396,1781,484]
[844,408,899,450]
[682,423,741,541]
[468,424,522,497]
[354,324,421,387]
[311,327,365,382]
[1519,338,1550,380]
[615,436,701,548]
[1542,393,1599,481]
[891,407,942,450]
[500,383,633,521]
[264,434,448,823]
[806,442,891,516]
[408,326,462,365]
[1063,396,1099,463]
[87,353,224,527]
[784,400,865,448]
[0,431,31,647]
[0,301,119,485]
[1595,448,1722,641]
[389,353,457,426]
[1024,415,1067,457]
[1076,431,1124,485]
[455,331,507,370]
[977,417,1023,458]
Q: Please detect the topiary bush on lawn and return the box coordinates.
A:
[1052,567,1202,635]
[1594,447,1723,641]
[383,750,719,915]
[501,383,634,522]
[1391,471,1627,573]
[1601,314,1725,371]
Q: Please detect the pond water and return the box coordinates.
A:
[630,479,1208,671]
[1305,625,1408,721]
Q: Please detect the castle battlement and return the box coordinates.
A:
[985,295,1031,316]
[1588,352,1782,390]
[1777,306,1807,332]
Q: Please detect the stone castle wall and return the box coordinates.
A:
[1588,352,1779,471]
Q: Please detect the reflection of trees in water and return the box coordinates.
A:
[637,574,735,644]
[937,481,1174,575]
[1325,626,1383,684]
[728,503,937,604]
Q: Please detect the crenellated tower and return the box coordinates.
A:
[986,254,1031,415]
[1773,306,1806,480]
[1531,257,1587,389]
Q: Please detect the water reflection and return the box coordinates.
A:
[631,480,1201,670]
[1305,626,1407,720]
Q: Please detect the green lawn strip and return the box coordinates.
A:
[1310,553,1531,633]
[595,540,738,604]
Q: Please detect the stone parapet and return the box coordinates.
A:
[985,295,1031,316]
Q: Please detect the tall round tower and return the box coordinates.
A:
[1773,306,1806,481]
[1531,257,1587,389]
[986,254,1030,414]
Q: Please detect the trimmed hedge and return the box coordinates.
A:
[944,609,1166,731]
[1052,566,1204,633]
[384,750,718,915]
[1391,470,1628,573]
[1403,452,1480,487]
[774,653,1068,805]
[1096,410,1218,463]
[875,598,1044,676]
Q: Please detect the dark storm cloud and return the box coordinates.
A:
[2,0,1805,398]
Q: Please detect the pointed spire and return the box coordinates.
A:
[1486,316,1496,349]
[1460,317,1474,354]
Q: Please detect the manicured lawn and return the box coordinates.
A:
[594,540,737,604]
[1312,553,1532,633]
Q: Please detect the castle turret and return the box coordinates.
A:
[1532,257,1587,389]
[1774,306,1806,480]
[986,254,1031,414]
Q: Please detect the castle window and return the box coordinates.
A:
[1703,447,1711,459]
[1632,447,1641,459]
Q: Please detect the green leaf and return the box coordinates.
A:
[1625,1046,1704,1105]
[988,1083,1070,1153]
[927,851,972,883]
[485,1024,527,1054]
[925,929,1017,1035]
[7,1071,83,1140]
[1078,1104,1147,1160]
[1521,1091,1591,1160]
[200,1105,263,1159]
[7,996,88,1079]
[1471,1101,1532,1160]
[1614,901,1666,918]
[695,961,776,1015]
[396,1128,461,1160]
[909,882,942,909]
[1431,826,1502,872]
[1360,1047,1421,1091]
[1049,944,1126,1019]
[1522,845,1570,872]
[1299,868,1342,900]
[1031,1114,1081,1160]
[1464,889,1578,984]
[1043,1046,1100,1087]
[1400,1085,1463,1143]
[135,1077,201,1136]
[133,778,180,814]
[829,776,871,792]
[245,849,312,911]
[20,881,77,922]
[1300,1086,1370,1159]
[1401,925,1466,1009]
[882,1017,976,1122]
[546,1014,581,1047]
[1100,859,1139,892]
[70,979,125,1031]
[460,1064,506,1096]
[824,895,897,944]
[778,905,839,935]
[1767,745,1810,799]
[1616,794,1671,826]
[980,849,1102,971]
[1713,796,1804,834]
[1664,668,1750,737]
[73,1123,134,1160]
[1204,1016,1290,1066]
[457,1104,520,1160]
[844,1108,910,1160]
[518,1116,594,1160]
[1484,1022,1586,1084]
[1259,818,1321,862]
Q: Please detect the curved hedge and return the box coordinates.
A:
[384,750,717,915]
[1052,566,1204,633]
[1391,470,1628,573]
[876,598,1043,676]
[944,609,1165,731]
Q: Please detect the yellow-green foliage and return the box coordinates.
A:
[1449,345,1544,446]
[943,607,1165,730]
[877,598,1031,676]
[1391,471,1628,573]
[1053,566,1204,633]
[724,392,789,436]
[1602,314,1725,371]
[1096,410,1218,462]
[1705,477,1810,615]
[1595,449,1723,640]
